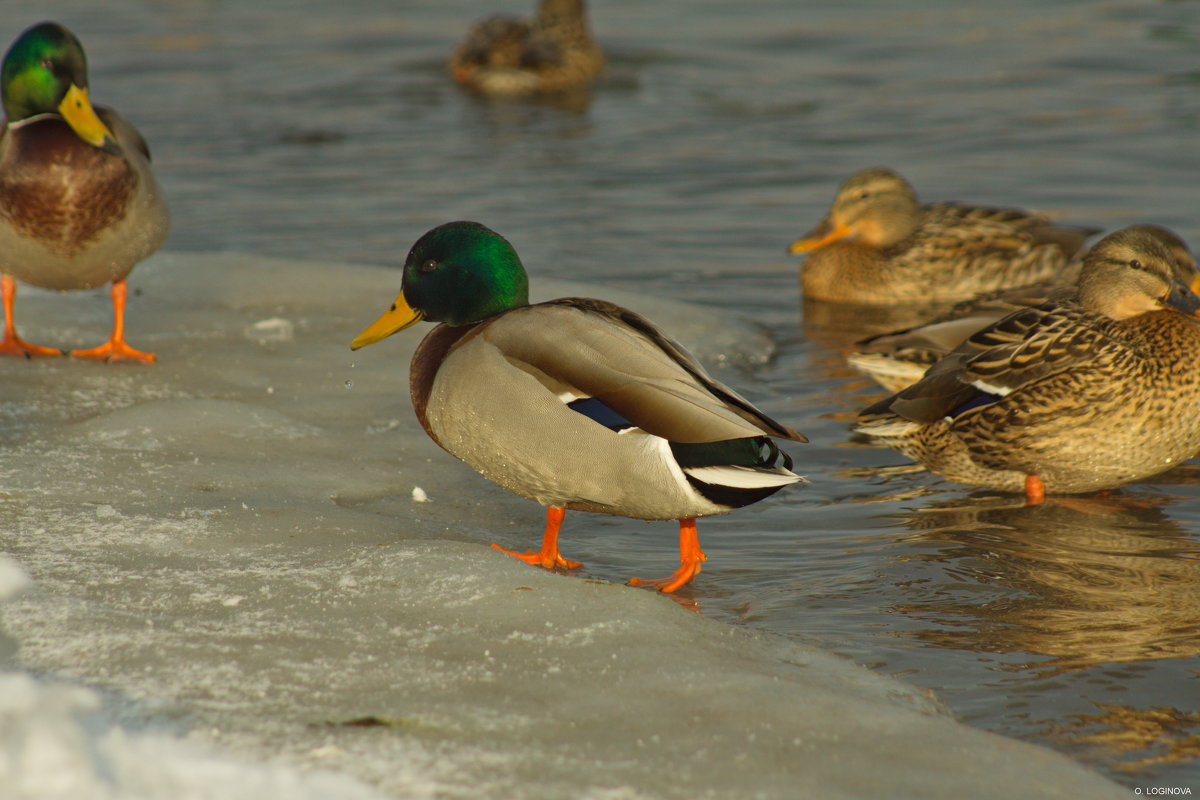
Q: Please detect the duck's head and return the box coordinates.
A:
[2,21,119,153]
[1078,225,1200,320]
[788,167,920,254]
[352,221,531,349]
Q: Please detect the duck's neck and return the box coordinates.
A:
[538,0,590,38]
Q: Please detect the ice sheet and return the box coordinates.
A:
[0,253,1125,799]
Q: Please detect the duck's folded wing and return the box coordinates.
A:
[867,301,1115,423]
[97,106,151,161]
[473,298,806,444]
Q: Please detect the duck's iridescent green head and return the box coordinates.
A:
[2,21,118,152]
[352,221,531,349]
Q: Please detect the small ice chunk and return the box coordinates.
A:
[0,556,32,601]
[245,317,294,344]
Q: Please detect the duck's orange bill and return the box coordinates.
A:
[351,290,423,350]
[58,84,118,152]
[787,221,853,254]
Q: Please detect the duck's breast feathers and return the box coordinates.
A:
[461,298,806,444]
[0,115,140,253]
[410,322,477,443]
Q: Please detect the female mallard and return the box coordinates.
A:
[855,226,1200,503]
[0,21,168,362]
[449,0,604,95]
[352,221,806,593]
[789,167,1096,305]
[847,225,1198,392]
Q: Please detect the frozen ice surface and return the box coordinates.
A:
[0,650,390,800]
[0,253,1125,799]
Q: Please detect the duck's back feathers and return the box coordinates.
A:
[884,204,1093,294]
[411,297,804,519]
[468,298,805,444]
[861,300,1116,425]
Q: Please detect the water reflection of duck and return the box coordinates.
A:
[848,225,1200,392]
[889,492,1200,675]
[449,0,604,96]
[788,167,1096,306]
[857,226,1200,503]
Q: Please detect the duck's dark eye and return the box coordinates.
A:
[420,259,438,273]
[1129,259,1143,270]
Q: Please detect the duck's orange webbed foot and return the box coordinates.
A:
[0,332,62,358]
[69,338,155,364]
[491,506,583,571]
[69,280,155,363]
[1024,475,1046,506]
[0,275,62,358]
[627,518,707,594]
[491,543,582,570]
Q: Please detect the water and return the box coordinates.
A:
[6,0,1200,790]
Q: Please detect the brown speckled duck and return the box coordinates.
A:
[449,0,604,95]
[847,225,1199,392]
[856,226,1200,504]
[789,167,1096,305]
[0,21,168,363]
[352,221,806,593]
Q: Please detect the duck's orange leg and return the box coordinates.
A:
[627,517,707,594]
[0,275,62,358]
[1025,474,1046,506]
[492,506,583,570]
[70,280,155,363]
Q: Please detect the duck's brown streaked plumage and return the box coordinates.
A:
[855,226,1200,502]
[789,167,1096,306]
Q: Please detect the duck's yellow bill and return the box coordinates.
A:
[58,84,119,153]
[788,221,853,254]
[351,290,423,350]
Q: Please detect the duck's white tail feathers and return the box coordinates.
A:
[682,464,807,489]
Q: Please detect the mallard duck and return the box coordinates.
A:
[0,21,168,362]
[855,225,1200,503]
[789,167,1096,305]
[352,221,806,593]
[848,225,1199,392]
[449,0,604,95]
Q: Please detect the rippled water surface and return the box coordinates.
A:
[9,0,1200,789]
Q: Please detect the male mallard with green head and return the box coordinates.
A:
[449,0,604,95]
[789,167,1095,305]
[353,221,806,593]
[856,226,1200,503]
[0,21,168,362]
